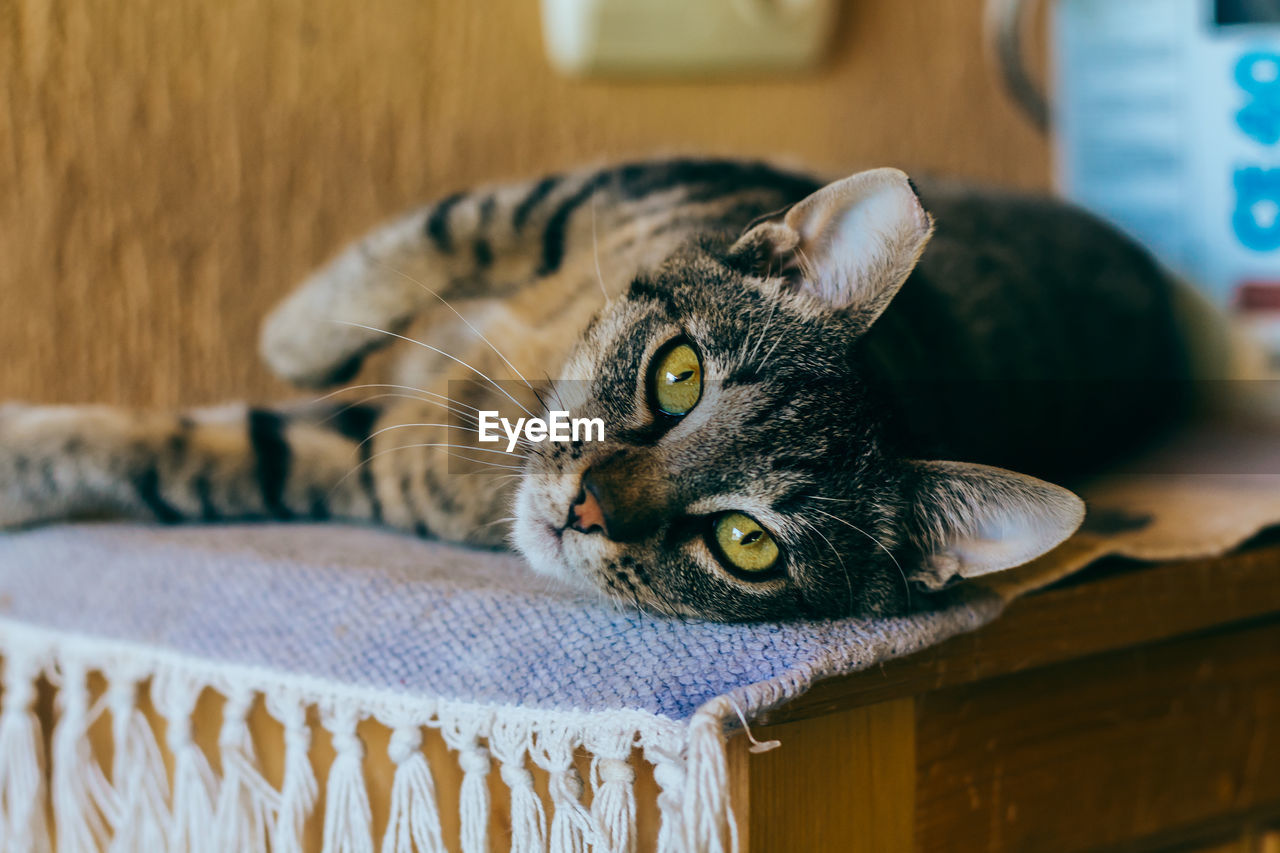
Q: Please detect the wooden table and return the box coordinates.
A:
[728,540,1280,852]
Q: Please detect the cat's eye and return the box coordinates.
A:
[649,340,703,417]
[712,512,780,575]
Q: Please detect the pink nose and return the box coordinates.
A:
[569,487,606,535]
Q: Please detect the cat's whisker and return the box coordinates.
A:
[311,382,486,417]
[324,393,485,429]
[331,440,525,495]
[360,421,530,452]
[333,320,538,419]
[793,245,818,283]
[795,518,855,618]
[542,372,568,412]
[456,376,544,423]
[758,331,785,372]
[458,471,525,485]
[626,586,647,624]
[739,258,777,367]
[748,301,778,366]
[372,260,544,401]
[476,516,518,530]
[590,188,611,305]
[366,421,534,450]
[441,450,526,470]
[810,506,911,610]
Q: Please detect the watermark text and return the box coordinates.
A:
[477,410,605,452]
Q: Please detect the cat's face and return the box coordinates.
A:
[512,169,1084,621]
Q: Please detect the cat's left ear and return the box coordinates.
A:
[906,461,1085,591]
[730,167,934,324]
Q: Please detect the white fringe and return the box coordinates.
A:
[439,716,491,853]
[643,741,688,853]
[682,703,740,853]
[104,672,170,853]
[214,687,277,853]
[48,657,109,853]
[532,724,598,853]
[380,722,446,853]
[0,619,740,853]
[153,671,217,853]
[321,710,373,853]
[267,694,318,853]
[586,730,637,853]
[0,649,51,853]
[489,719,546,853]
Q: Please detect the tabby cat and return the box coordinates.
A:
[0,158,1190,620]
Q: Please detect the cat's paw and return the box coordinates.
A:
[0,404,46,528]
[0,403,97,529]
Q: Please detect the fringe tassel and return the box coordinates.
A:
[0,627,709,853]
[489,719,547,853]
[0,651,51,853]
[154,672,217,853]
[531,726,597,853]
[266,695,318,853]
[214,688,278,853]
[49,658,110,853]
[440,720,491,853]
[587,731,637,853]
[380,724,446,853]
[644,742,687,853]
[681,710,735,853]
[321,710,373,853]
[105,675,170,853]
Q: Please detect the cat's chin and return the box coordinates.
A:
[510,483,590,589]
[512,517,569,577]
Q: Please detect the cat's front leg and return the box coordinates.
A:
[0,402,380,529]
[0,403,154,527]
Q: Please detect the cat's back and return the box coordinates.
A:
[860,181,1192,478]
[914,181,1187,380]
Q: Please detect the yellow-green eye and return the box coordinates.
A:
[713,512,780,574]
[650,341,702,416]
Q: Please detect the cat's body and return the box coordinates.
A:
[0,157,1190,620]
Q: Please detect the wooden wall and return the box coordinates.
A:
[0,0,1049,407]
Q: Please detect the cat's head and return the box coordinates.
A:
[512,168,1083,620]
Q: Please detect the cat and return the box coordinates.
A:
[0,157,1192,621]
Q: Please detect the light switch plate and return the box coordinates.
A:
[540,0,837,76]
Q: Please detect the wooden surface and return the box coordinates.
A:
[761,542,1280,724]
[913,619,1280,852]
[0,0,1048,408]
[734,544,1280,852]
[737,699,916,853]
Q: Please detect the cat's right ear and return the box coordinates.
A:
[729,168,933,326]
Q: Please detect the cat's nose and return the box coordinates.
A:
[568,485,607,536]
[572,459,667,543]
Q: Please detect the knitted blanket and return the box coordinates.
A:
[0,424,1275,852]
[0,523,997,853]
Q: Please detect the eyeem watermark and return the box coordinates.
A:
[477,411,605,452]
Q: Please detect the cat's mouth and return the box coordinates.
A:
[511,481,575,577]
[535,520,566,560]
[545,521,565,550]
[511,475,622,600]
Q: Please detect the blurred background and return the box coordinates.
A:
[0,0,1049,408]
[10,0,1280,411]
